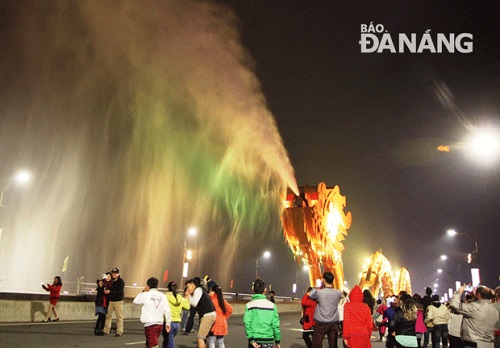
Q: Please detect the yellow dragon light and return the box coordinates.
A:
[281,182,412,296]
[280,182,352,290]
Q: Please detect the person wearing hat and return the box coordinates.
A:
[103,267,126,336]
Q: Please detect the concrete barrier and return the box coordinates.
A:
[0,296,301,323]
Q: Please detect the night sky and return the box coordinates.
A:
[0,1,498,298]
[225,0,499,295]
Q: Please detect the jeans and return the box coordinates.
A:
[162,322,180,348]
[432,324,449,348]
[423,328,433,348]
[208,335,225,348]
[185,307,197,333]
[181,309,189,330]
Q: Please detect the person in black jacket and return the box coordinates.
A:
[186,277,216,348]
[94,278,108,335]
[103,267,125,336]
[391,293,418,348]
[420,287,434,348]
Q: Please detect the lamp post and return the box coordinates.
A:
[180,227,197,290]
[446,229,480,280]
[256,250,271,279]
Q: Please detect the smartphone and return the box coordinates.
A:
[315,279,322,288]
[464,285,474,292]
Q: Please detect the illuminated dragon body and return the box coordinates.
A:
[281,182,411,296]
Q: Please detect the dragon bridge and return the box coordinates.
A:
[281,182,412,297]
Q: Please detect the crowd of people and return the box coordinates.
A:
[40,269,499,348]
[92,270,278,348]
[300,275,500,348]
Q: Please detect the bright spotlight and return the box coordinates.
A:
[263,251,271,258]
[465,126,499,163]
[447,229,457,237]
[14,170,31,185]
[440,255,448,260]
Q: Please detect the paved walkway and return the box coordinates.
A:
[0,311,387,348]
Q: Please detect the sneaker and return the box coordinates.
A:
[115,333,122,337]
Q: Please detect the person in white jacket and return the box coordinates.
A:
[134,277,172,348]
[426,295,451,348]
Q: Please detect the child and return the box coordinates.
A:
[133,277,172,348]
[163,281,190,348]
[243,279,281,348]
[42,276,62,322]
[207,283,233,348]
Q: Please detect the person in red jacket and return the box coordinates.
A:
[42,276,62,322]
[343,285,373,348]
[301,287,317,348]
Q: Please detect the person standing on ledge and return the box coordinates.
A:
[103,267,125,337]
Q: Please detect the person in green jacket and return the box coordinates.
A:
[244,279,281,348]
[162,281,190,348]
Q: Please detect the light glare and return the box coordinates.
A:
[465,126,499,162]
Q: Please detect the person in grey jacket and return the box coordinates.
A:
[309,271,342,348]
[450,285,498,348]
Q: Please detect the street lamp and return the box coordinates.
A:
[0,170,32,208]
[180,227,197,289]
[446,228,480,280]
[256,250,271,279]
[464,125,499,164]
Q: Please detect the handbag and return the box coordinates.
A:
[395,335,418,347]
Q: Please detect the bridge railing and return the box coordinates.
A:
[0,276,299,302]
